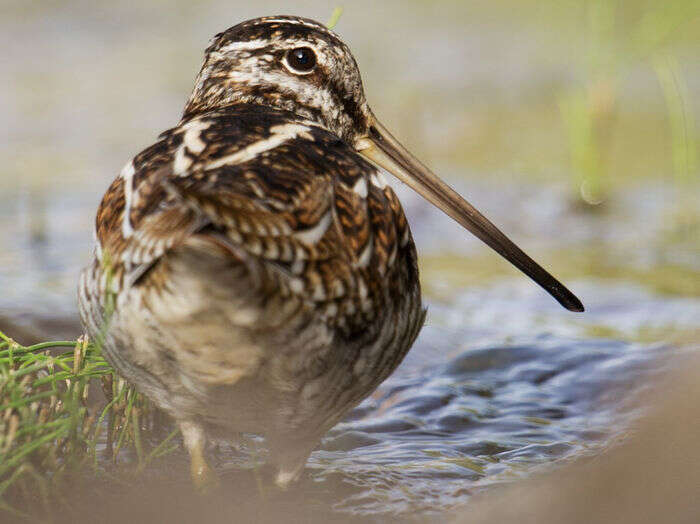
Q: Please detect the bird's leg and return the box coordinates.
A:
[269,439,315,489]
[275,460,306,489]
[179,420,218,491]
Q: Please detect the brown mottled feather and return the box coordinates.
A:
[92,104,421,336]
[79,16,426,485]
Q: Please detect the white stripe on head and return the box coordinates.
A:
[217,39,271,53]
[256,18,329,31]
[219,38,326,59]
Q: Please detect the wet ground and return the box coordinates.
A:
[1,0,699,521]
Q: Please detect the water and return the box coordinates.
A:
[78,277,689,521]
[310,286,678,516]
[1,1,698,521]
[3,180,695,519]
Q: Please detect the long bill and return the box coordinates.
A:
[355,118,584,312]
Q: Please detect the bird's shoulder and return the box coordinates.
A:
[95,104,415,308]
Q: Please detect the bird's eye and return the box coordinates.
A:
[285,47,317,74]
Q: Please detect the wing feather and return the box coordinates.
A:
[94,105,415,332]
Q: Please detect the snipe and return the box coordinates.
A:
[78,15,583,488]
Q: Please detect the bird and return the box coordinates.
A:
[78,15,583,489]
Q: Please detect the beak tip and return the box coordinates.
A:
[549,282,584,312]
[562,295,585,313]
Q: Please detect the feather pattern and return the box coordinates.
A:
[78,16,426,485]
[79,104,424,450]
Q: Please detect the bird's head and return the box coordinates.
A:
[183,16,371,144]
[183,15,584,313]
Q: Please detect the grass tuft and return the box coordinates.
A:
[0,330,176,518]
